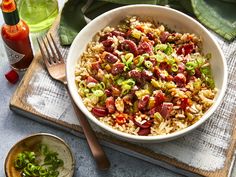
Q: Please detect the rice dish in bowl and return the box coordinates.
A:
[75,16,217,136]
[67,5,227,142]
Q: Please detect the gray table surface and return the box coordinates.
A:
[0,1,235,177]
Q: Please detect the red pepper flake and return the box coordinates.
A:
[180,98,189,110]
[5,69,19,84]
[115,114,127,125]
[135,25,144,32]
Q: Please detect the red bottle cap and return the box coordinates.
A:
[5,69,19,84]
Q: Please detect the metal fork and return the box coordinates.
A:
[37,34,110,170]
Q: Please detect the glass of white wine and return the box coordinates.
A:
[16,0,59,32]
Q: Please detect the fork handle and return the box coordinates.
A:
[65,86,111,170]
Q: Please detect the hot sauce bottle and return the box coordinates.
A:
[1,0,33,71]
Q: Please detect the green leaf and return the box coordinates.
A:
[59,0,87,45]
[191,0,236,41]
[85,1,121,19]
[98,0,157,4]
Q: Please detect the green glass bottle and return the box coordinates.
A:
[16,0,58,32]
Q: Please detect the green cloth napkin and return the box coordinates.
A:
[59,0,236,45]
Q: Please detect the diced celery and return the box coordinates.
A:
[148,97,155,109]
[131,29,142,39]
[135,89,150,99]
[151,79,163,89]
[165,81,176,89]
[154,112,163,122]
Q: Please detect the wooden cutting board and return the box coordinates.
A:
[10,16,236,177]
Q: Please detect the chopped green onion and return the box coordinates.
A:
[116,77,125,85]
[200,66,211,75]
[144,60,153,69]
[163,44,173,55]
[205,76,215,89]
[136,56,144,66]
[193,79,202,92]
[166,56,175,65]
[171,63,178,72]
[121,53,134,70]
[186,61,197,71]
[121,79,135,86]
[14,144,64,177]
[189,69,195,75]
[93,90,104,97]
[154,44,167,52]
[154,53,165,63]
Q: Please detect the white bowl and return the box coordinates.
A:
[66,5,227,143]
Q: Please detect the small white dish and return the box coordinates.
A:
[5,133,75,177]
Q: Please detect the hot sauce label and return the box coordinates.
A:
[3,42,25,64]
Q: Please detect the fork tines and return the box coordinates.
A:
[37,34,64,66]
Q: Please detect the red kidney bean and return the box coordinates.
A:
[121,40,138,56]
[148,107,157,116]
[149,57,157,66]
[160,31,170,43]
[99,33,112,42]
[111,30,125,37]
[178,62,185,73]
[138,128,151,136]
[111,63,125,75]
[105,89,112,97]
[142,70,153,81]
[102,38,113,47]
[177,43,194,56]
[138,41,153,55]
[104,52,118,63]
[147,32,154,40]
[174,73,186,87]
[86,76,98,84]
[91,61,101,71]
[160,102,173,118]
[104,46,114,53]
[123,94,133,105]
[111,85,121,96]
[134,119,153,129]
[138,95,150,110]
[105,97,116,114]
[92,107,108,117]
[128,69,142,79]
[195,68,201,78]
[154,90,165,106]
[159,62,171,71]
